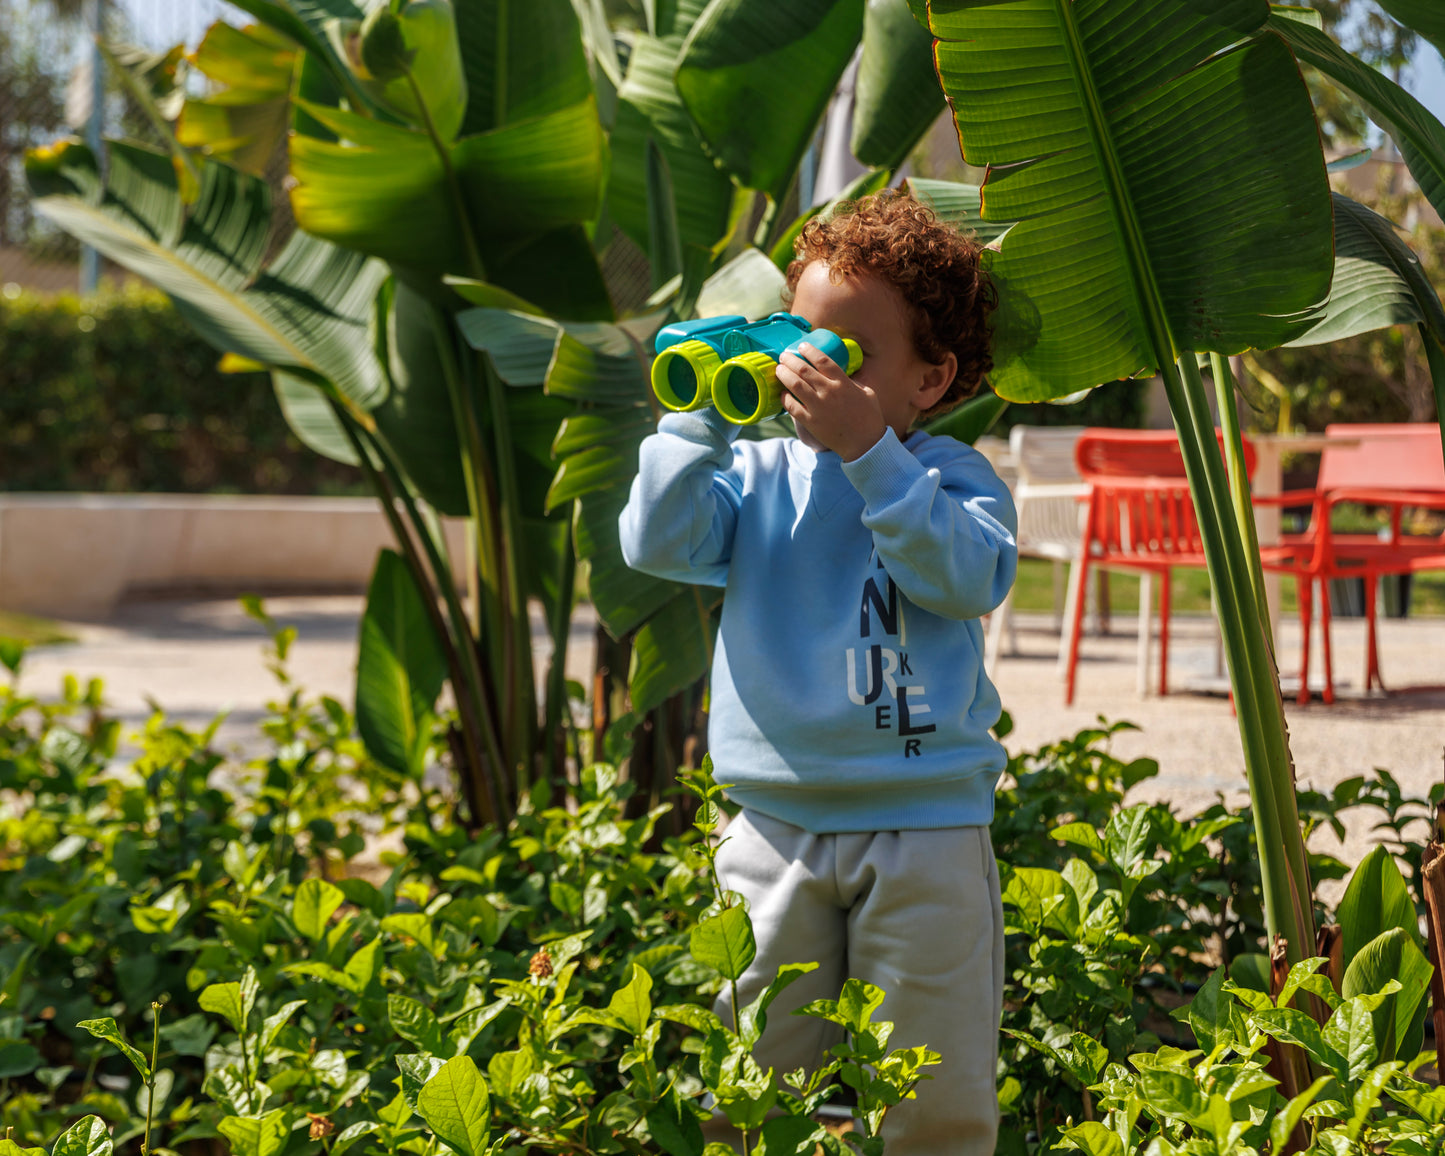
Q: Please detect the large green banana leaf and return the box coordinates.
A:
[1285,193,1445,349]
[675,0,865,197]
[455,0,594,136]
[851,0,945,169]
[928,0,1332,402]
[26,140,386,407]
[288,99,606,279]
[177,21,297,176]
[357,548,449,778]
[902,178,1011,245]
[227,0,369,110]
[1374,0,1445,59]
[609,0,735,255]
[1271,13,1445,227]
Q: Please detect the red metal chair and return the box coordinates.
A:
[1257,423,1445,703]
[1063,430,1256,705]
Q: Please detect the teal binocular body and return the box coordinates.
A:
[651,312,863,425]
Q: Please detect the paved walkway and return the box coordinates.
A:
[16,595,1445,873]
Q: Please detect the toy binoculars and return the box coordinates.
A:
[651,312,863,425]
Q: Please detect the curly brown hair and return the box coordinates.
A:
[783,189,996,421]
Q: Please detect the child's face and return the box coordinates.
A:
[788,260,955,444]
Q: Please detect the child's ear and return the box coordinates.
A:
[913,353,957,411]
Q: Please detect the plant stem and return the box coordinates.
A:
[542,512,579,785]
[327,394,505,826]
[475,351,536,793]
[144,1002,160,1155]
[1209,354,1271,635]
[364,422,512,827]
[402,68,486,280]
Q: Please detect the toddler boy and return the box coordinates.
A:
[618,191,1017,1156]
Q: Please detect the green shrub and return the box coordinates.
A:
[0,282,365,495]
[2,632,1441,1155]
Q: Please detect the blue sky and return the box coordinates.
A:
[1411,45,1445,123]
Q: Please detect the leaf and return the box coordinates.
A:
[288,96,606,278]
[646,1084,707,1156]
[694,248,788,320]
[217,1109,290,1156]
[675,0,864,196]
[1104,805,1151,873]
[261,1001,308,1051]
[1323,998,1379,1082]
[390,993,449,1056]
[26,141,387,407]
[76,1018,150,1081]
[927,2,1332,401]
[837,978,887,1034]
[689,903,756,981]
[129,884,190,934]
[0,1043,41,1079]
[177,21,296,176]
[1254,1006,1347,1081]
[738,961,817,1050]
[609,0,735,253]
[382,911,443,956]
[654,1003,725,1034]
[1269,1075,1332,1151]
[456,0,592,136]
[629,589,717,714]
[416,1055,490,1156]
[1001,866,1078,935]
[1341,927,1433,1064]
[851,0,944,169]
[1136,1068,1209,1126]
[758,1117,828,1156]
[373,281,469,516]
[1336,845,1422,970]
[49,1115,112,1156]
[346,936,384,994]
[1051,822,1105,856]
[1058,1121,1125,1156]
[356,548,449,777]
[198,967,259,1034]
[1286,193,1445,349]
[607,963,655,1037]
[293,877,346,940]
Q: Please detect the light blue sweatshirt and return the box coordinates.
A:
[618,408,1018,833]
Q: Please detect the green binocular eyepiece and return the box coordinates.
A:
[651,340,721,413]
[650,313,862,426]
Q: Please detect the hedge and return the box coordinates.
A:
[0,281,367,494]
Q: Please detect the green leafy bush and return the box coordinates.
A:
[2,643,1441,1155]
[0,283,365,495]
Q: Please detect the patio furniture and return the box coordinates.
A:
[1257,423,1445,703]
[1063,429,1256,705]
[984,426,1089,677]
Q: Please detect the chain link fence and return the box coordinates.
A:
[1,0,252,294]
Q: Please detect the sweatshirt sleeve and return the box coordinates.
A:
[841,429,1018,620]
[618,408,744,587]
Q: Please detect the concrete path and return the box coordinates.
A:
[16,595,1445,874]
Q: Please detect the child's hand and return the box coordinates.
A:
[776,343,887,462]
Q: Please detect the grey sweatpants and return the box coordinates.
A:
[705,808,1005,1156]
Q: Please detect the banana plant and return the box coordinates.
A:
[912,0,1445,1093]
[26,0,953,825]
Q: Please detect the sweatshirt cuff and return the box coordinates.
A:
[658,407,740,446]
[841,427,926,508]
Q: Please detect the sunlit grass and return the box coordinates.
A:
[1010,558,1445,617]
[0,610,77,646]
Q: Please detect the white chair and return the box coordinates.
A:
[985,426,1089,677]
